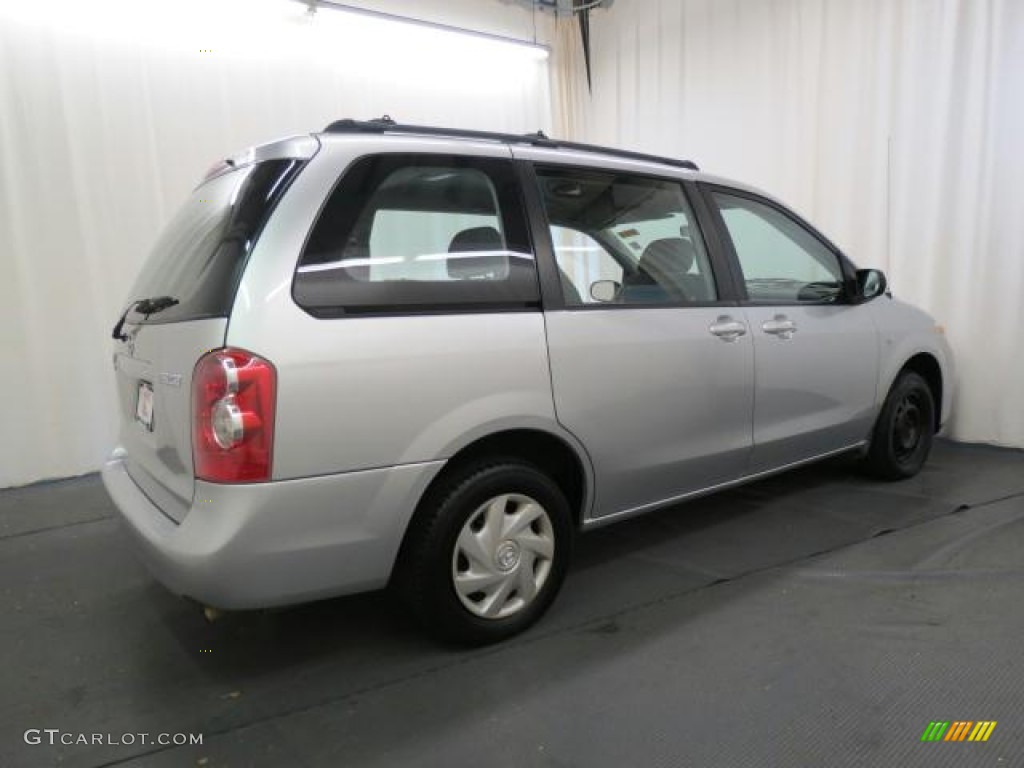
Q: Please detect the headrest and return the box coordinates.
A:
[639,237,696,275]
[447,226,507,280]
[448,226,504,253]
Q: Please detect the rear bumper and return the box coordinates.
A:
[101,448,444,609]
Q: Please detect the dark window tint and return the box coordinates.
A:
[294,155,538,315]
[128,158,305,323]
[712,192,844,303]
[536,166,718,306]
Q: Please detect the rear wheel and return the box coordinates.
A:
[864,371,936,480]
[395,459,572,645]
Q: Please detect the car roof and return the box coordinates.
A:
[318,117,700,170]
[311,118,775,199]
[242,120,770,201]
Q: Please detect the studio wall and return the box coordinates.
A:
[0,0,552,487]
[575,0,1024,448]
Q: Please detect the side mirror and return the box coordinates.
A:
[590,280,621,303]
[856,269,887,301]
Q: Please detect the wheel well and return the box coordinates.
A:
[900,353,943,431]
[389,429,588,587]
[424,430,587,528]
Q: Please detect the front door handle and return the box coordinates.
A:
[762,314,797,339]
[709,316,747,342]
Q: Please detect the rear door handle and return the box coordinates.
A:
[761,314,797,339]
[709,316,747,342]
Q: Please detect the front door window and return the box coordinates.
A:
[712,192,844,304]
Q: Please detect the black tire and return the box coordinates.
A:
[864,371,936,480]
[393,459,573,645]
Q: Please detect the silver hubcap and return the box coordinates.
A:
[451,493,555,620]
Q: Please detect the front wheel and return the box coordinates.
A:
[395,460,573,645]
[864,371,936,480]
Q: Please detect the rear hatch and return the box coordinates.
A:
[112,142,313,521]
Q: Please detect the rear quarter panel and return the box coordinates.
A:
[226,136,568,480]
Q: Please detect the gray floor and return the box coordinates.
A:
[2,440,1023,768]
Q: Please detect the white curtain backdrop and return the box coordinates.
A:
[550,15,591,141]
[574,0,1024,448]
[0,0,551,488]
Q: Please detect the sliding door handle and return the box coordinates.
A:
[709,316,748,342]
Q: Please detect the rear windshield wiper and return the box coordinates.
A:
[112,296,180,341]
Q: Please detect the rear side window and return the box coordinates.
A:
[128,158,305,324]
[534,166,718,307]
[293,154,538,315]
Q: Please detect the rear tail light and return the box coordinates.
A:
[192,348,276,483]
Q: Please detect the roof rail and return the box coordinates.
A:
[322,116,700,171]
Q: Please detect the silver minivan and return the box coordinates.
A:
[102,118,954,644]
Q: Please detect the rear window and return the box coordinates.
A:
[293,154,538,315]
[127,158,304,324]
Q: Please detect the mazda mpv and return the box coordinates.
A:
[102,118,953,644]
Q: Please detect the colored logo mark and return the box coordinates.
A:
[921,721,997,742]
